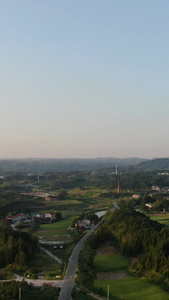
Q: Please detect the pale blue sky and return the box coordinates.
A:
[0,0,169,158]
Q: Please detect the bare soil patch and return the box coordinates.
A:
[93,193,100,198]
[130,257,138,265]
[97,242,120,255]
[40,234,73,243]
[156,214,166,216]
[96,271,130,280]
[38,230,51,233]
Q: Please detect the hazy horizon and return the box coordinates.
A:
[1,1,169,159]
[0,156,167,160]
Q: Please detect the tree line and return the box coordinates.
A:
[0,223,39,276]
[0,281,60,300]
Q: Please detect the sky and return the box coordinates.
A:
[0,0,169,159]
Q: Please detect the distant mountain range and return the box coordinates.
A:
[0,157,145,173]
[136,158,169,171]
[0,157,169,173]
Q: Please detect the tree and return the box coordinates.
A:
[15,250,26,265]
[55,211,62,221]
[58,189,68,199]
[153,198,168,212]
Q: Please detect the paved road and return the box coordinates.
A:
[58,219,103,300]
[12,273,63,287]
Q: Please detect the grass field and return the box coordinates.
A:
[45,199,85,212]
[94,254,129,272]
[35,216,75,236]
[150,214,169,227]
[94,278,169,300]
[31,252,61,274]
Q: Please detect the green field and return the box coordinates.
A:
[94,278,169,300]
[94,254,129,272]
[45,199,86,212]
[35,216,75,236]
[31,252,61,274]
[150,214,169,227]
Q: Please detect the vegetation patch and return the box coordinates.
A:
[30,252,62,275]
[94,254,129,272]
[0,281,60,300]
[94,278,169,300]
[35,217,74,236]
[72,288,97,299]
[69,188,86,195]
[150,214,169,227]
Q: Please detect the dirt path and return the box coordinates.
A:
[76,287,104,300]
[40,247,62,264]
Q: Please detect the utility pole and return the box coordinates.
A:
[117,176,120,194]
[19,287,21,300]
[107,285,109,300]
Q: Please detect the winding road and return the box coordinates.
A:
[58,219,103,300]
[5,219,103,300]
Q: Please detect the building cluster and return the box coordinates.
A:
[5,211,57,224]
[68,218,92,232]
[75,219,91,231]
[6,213,27,223]
[151,186,161,192]
[157,172,169,176]
[151,186,169,193]
[32,212,56,223]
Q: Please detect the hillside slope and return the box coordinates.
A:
[136,158,169,171]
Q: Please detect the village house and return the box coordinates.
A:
[32,211,56,223]
[6,213,26,223]
[132,194,140,199]
[75,219,91,231]
[151,186,161,191]
[45,212,56,222]
[145,203,153,210]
